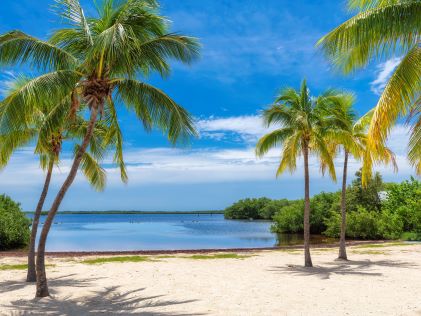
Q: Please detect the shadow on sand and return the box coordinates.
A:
[2,275,205,315]
[269,259,419,280]
[0,274,100,295]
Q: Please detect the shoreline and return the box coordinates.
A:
[0,240,394,257]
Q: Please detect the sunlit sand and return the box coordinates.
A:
[1,243,420,315]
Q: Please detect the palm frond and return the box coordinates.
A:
[0,30,78,70]
[77,145,107,191]
[0,71,80,134]
[103,97,128,183]
[255,128,294,157]
[115,78,197,144]
[53,0,93,46]
[367,45,421,148]
[317,1,421,73]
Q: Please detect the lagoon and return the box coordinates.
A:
[30,213,282,251]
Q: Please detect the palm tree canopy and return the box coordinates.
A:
[255,80,348,181]
[317,0,421,177]
[0,0,200,182]
[0,75,112,191]
[321,99,398,184]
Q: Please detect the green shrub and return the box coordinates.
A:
[0,194,31,250]
[346,207,379,239]
[310,192,340,233]
[401,231,421,241]
[383,178,421,233]
[377,211,404,240]
[271,201,304,233]
[259,199,289,220]
[323,211,341,238]
[346,171,384,212]
[224,197,271,220]
[271,192,340,234]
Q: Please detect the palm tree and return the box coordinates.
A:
[0,0,199,297]
[0,75,113,282]
[255,80,340,267]
[322,98,397,260]
[317,0,421,182]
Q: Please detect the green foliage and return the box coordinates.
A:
[382,177,421,233]
[271,192,339,234]
[318,0,421,177]
[0,194,30,250]
[377,211,404,240]
[224,197,271,220]
[268,175,420,240]
[346,207,379,239]
[323,212,341,238]
[401,232,421,241]
[346,170,384,212]
[310,192,340,233]
[271,201,304,233]
[255,80,345,182]
[259,199,290,220]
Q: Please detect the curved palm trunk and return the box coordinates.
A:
[26,159,54,282]
[303,143,313,267]
[35,107,99,297]
[338,151,349,260]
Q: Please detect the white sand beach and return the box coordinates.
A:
[1,243,420,316]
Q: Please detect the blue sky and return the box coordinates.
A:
[0,0,415,211]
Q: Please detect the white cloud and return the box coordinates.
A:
[196,115,272,143]
[370,57,402,95]
[0,125,413,190]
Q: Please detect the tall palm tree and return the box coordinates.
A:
[0,0,199,297]
[255,80,339,267]
[317,0,421,182]
[0,75,113,282]
[322,98,397,260]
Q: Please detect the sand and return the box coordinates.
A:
[1,243,420,316]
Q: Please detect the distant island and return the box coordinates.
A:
[24,210,224,215]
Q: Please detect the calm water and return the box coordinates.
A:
[29,213,333,251]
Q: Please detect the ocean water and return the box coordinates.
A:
[30,213,284,251]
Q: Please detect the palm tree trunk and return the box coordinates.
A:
[35,106,99,297]
[338,151,349,260]
[303,143,313,267]
[26,159,54,282]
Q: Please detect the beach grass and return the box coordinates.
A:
[0,264,28,271]
[182,253,250,260]
[351,250,389,255]
[354,242,410,249]
[81,256,152,265]
[0,264,55,271]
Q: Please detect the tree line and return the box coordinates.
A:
[224,172,421,241]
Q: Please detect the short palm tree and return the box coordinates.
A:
[0,75,111,282]
[255,80,340,267]
[317,0,421,181]
[0,0,199,297]
[323,98,397,260]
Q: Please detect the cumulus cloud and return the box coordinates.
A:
[0,124,413,190]
[370,57,402,95]
[196,115,272,143]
